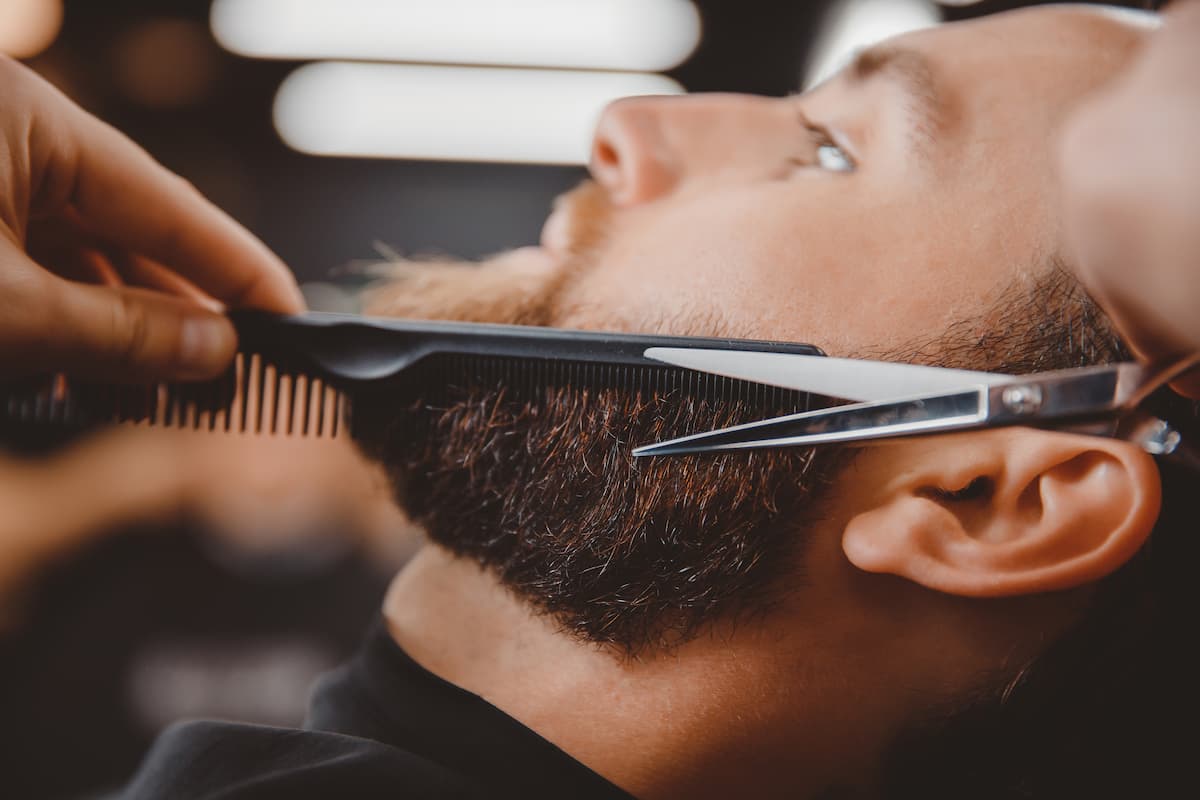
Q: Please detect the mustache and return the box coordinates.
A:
[360,180,613,325]
[360,247,561,325]
[552,179,614,261]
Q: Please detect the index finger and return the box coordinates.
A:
[35,74,304,314]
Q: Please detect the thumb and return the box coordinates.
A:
[44,274,237,381]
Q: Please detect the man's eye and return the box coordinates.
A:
[816,142,855,173]
[795,111,857,174]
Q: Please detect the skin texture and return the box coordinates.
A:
[374,8,1167,799]
[1059,0,1200,392]
[0,56,303,380]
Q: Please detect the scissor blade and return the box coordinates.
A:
[632,388,987,456]
[645,348,1015,402]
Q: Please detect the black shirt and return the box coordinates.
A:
[120,619,634,799]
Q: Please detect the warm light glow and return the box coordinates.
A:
[113,19,223,108]
[273,62,683,165]
[805,0,940,89]
[0,0,63,59]
[212,0,701,72]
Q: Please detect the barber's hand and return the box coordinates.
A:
[0,429,192,625]
[1059,1,1200,395]
[0,427,410,631]
[0,57,303,381]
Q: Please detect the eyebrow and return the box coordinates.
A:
[846,45,944,155]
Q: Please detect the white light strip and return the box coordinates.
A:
[805,0,940,89]
[273,63,684,165]
[212,0,702,72]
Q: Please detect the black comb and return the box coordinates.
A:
[0,311,824,447]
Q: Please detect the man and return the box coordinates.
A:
[123,5,1193,799]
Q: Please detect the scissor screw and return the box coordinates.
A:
[1002,384,1043,415]
[1138,419,1182,456]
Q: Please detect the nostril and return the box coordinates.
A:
[589,99,677,204]
[594,139,619,169]
[589,137,626,198]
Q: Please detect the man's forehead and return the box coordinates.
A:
[841,43,944,156]
[819,6,1156,154]
[883,4,1154,68]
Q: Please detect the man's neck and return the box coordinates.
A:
[383,545,894,799]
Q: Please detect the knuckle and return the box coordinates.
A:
[110,293,153,368]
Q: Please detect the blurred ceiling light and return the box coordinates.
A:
[804,0,940,89]
[114,19,223,108]
[211,0,701,72]
[0,0,63,59]
[273,62,683,165]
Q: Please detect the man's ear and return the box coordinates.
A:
[842,430,1161,597]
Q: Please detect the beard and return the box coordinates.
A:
[360,181,844,655]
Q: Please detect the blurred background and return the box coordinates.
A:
[0,0,1160,797]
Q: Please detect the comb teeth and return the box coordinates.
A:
[2,352,817,448]
[379,353,809,408]
[0,353,350,439]
[345,353,817,443]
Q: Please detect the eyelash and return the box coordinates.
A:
[793,113,856,174]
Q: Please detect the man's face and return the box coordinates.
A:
[375,7,1148,352]
[370,8,1155,792]
[369,7,1151,650]
[526,7,1148,355]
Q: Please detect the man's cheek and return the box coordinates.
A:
[590,207,769,305]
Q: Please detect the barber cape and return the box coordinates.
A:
[121,618,632,799]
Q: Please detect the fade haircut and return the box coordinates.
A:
[880,265,1200,799]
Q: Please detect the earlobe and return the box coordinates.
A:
[842,430,1162,597]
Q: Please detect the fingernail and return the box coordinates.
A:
[179,316,234,376]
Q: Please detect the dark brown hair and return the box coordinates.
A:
[365,263,1196,795]
[361,363,844,653]
[880,267,1200,799]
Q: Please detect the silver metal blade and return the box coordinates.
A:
[632,388,988,456]
[644,348,1015,402]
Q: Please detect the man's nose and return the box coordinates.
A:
[589,97,680,206]
[588,94,791,207]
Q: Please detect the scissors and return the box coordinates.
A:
[631,348,1200,462]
